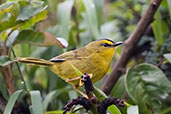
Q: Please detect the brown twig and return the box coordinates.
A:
[101,0,162,95]
[1,65,15,96]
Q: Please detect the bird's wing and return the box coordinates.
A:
[49,48,89,62]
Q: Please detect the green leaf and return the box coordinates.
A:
[14,30,44,45]
[0,55,12,66]
[43,90,58,112]
[3,90,23,114]
[83,0,100,39]
[17,2,46,21]
[0,1,47,32]
[108,105,122,114]
[0,2,20,32]
[127,105,139,114]
[57,0,74,40]
[152,11,164,45]
[125,63,171,114]
[93,86,107,100]
[0,2,14,10]
[14,30,68,48]
[19,6,48,30]
[0,2,13,24]
[164,53,171,63]
[30,91,43,114]
[70,63,83,77]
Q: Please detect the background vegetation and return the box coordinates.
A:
[0,0,171,114]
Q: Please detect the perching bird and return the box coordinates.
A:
[17,38,123,96]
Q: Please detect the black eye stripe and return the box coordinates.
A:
[101,43,112,47]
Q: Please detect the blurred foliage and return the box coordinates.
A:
[0,0,171,114]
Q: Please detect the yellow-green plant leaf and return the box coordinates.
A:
[70,63,83,77]
[3,90,23,114]
[0,2,20,32]
[125,63,171,114]
[19,6,48,30]
[14,30,68,48]
[30,91,43,114]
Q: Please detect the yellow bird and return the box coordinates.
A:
[17,39,122,95]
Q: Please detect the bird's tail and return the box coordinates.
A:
[16,57,53,67]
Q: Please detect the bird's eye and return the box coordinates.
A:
[101,43,112,47]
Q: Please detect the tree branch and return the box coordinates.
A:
[101,0,162,95]
[1,65,15,96]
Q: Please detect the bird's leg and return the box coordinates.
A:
[65,77,80,82]
[73,85,88,99]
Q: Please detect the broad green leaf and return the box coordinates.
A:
[0,55,12,66]
[83,0,100,39]
[43,90,58,112]
[164,53,171,63]
[0,2,20,32]
[17,3,46,21]
[0,2,13,23]
[125,63,171,114]
[0,1,47,33]
[127,105,139,114]
[14,30,68,48]
[3,90,23,114]
[14,30,44,45]
[19,6,48,30]
[57,0,74,40]
[30,91,43,114]
[0,2,14,10]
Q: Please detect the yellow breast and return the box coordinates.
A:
[50,48,115,86]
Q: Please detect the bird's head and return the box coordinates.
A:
[86,38,123,58]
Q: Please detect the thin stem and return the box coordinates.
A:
[11,48,29,94]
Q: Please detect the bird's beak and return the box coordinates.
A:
[112,41,123,47]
